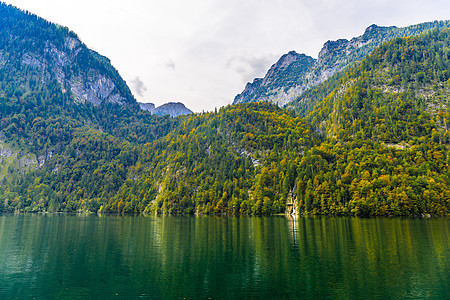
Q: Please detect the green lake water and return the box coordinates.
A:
[0,214,448,299]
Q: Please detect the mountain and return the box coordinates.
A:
[0,2,448,217]
[139,102,193,117]
[0,3,176,149]
[0,3,135,106]
[292,28,450,216]
[0,3,178,212]
[233,21,450,107]
[233,52,315,105]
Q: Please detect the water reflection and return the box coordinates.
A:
[0,215,448,299]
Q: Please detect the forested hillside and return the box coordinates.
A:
[293,28,450,215]
[0,3,177,151]
[0,3,178,212]
[0,2,448,216]
[107,103,317,215]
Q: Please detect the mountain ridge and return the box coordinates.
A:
[139,101,193,117]
[233,20,450,107]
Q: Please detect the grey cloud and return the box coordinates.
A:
[226,54,278,82]
[165,58,176,70]
[130,76,147,97]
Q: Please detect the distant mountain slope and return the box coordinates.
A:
[233,20,450,107]
[292,28,450,216]
[139,102,193,117]
[233,52,315,104]
[0,3,135,106]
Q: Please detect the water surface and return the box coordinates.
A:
[0,215,448,299]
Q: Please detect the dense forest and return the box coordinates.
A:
[107,103,317,215]
[0,3,448,216]
[294,28,450,215]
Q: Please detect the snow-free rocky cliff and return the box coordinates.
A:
[0,4,135,106]
[139,102,193,117]
[233,21,450,106]
[44,38,129,105]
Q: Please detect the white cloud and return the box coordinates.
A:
[130,76,147,97]
[226,54,279,83]
[164,58,176,70]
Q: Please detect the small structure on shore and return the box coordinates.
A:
[285,190,297,216]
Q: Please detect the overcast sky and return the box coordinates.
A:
[3,0,450,112]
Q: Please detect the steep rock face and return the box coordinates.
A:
[0,3,135,106]
[139,102,193,117]
[234,21,450,106]
[233,51,315,105]
[0,140,40,179]
[138,102,156,112]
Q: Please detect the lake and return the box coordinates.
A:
[0,214,448,299]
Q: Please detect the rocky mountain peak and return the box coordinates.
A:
[275,51,304,69]
[233,51,315,105]
[139,102,193,118]
[262,51,313,86]
[364,24,379,34]
[317,39,348,62]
